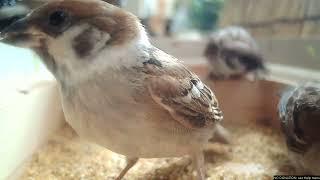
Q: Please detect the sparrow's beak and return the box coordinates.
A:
[0,17,43,48]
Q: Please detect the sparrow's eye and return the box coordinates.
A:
[49,10,69,27]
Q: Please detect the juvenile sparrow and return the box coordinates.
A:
[278,82,320,174]
[204,26,267,81]
[0,0,226,179]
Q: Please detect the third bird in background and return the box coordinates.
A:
[278,81,320,174]
[204,26,268,81]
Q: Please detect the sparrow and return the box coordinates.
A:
[204,26,268,81]
[278,82,320,174]
[0,0,227,179]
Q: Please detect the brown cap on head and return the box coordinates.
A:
[0,0,140,47]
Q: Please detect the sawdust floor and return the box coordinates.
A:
[21,121,296,180]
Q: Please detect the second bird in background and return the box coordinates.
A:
[204,26,268,81]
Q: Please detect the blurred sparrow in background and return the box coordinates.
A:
[204,26,268,81]
[278,82,320,174]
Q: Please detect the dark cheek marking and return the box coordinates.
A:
[72,28,94,58]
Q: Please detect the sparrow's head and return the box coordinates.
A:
[0,0,147,81]
[205,26,260,62]
[279,82,320,153]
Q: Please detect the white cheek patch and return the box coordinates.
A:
[46,24,99,81]
[47,24,111,68]
[48,24,89,63]
[97,33,111,49]
[44,22,152,83]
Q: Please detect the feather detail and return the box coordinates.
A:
[144,48,223,129]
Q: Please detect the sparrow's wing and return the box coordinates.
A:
[144,47,223,129]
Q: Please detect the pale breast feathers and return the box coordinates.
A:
[142,48,223,129]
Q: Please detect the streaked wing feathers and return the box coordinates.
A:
[145,48,223,129]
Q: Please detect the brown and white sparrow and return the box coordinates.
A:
[278,82,320,174]
[0,0,227,179]
[204,26,267,81]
